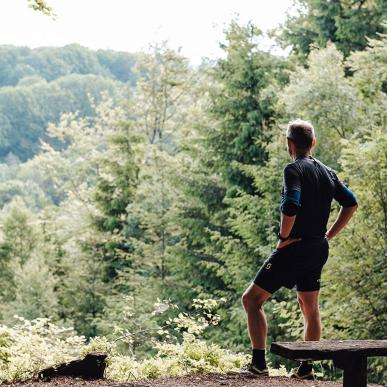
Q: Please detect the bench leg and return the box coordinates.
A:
[334,356,367,387]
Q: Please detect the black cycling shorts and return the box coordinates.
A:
[253,236,329,294]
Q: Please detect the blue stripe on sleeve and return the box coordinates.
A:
[280,189,301,216]
[332,172,358,207]
[339,186,358,207]
[284,189,301,204]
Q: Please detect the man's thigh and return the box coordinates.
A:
[253,247,298,294]
[296,264,324,292]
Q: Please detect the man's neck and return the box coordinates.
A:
[293,151,312,161]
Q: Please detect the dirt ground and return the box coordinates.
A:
[5,373,384,387]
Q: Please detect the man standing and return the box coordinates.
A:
[241,119,358,380]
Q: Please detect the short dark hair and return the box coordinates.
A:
[286,119,315,154]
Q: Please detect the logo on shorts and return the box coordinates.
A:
[266,263,272,270]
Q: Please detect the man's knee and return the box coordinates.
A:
[241,287,267,311]
[241,292,252,309]
[300,301,320,319]
[241,294,263,311]
[297,291,320,317]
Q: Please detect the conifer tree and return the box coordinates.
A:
[167,22,287,346]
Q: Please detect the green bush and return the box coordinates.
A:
[0,298,250,383]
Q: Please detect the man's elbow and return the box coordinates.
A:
[342,202,358,214]
[342,191,358,211]
[280,199,301,217]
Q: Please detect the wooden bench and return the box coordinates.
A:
[270,339,387,387]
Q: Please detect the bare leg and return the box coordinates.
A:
[297,290,321,341]
[241,283,271,349]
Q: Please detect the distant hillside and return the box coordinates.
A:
[0,44,138,161]
[0,44,137,86]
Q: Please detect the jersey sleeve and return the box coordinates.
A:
[331,170,358,207]
[280,164,301,216]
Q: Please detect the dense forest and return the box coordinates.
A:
[0,0,385,384]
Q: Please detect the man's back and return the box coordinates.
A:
[281,155,357,239]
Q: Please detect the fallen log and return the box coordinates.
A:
[37,351,108,381]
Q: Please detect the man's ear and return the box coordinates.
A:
[286,137,293,149]
[312,137,317,149]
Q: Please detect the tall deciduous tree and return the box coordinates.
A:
[127,43,192,284]
[94,44,197,351]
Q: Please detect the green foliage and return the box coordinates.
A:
[167,23,290,355]
[0,316,85,382]
[0,44,139,161]
[168,21,286,308]
[92,121,140,282]
[0,45,137,86]
[320,128,387,383]
[323,128,387,339]
[0,73,122,161]
[0,199,58,324]
[208,20,287,192]
[280,43,361,167]
[0,15,385,385]
[0,299,249,383]
[103,298,249,381]
[0,198,37,265]
[277,0,387,58]
[346,31,387,132]
[1,255,58,323]
[27,0,54,16]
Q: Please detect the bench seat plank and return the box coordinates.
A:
[270,339,387,360]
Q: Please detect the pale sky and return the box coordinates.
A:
[0,0,295,64]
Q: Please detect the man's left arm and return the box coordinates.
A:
[277,165,302,249]
[280,212,297,238]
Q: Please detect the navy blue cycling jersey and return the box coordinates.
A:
[280,155,357,239]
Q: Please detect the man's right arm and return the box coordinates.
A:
[326,171,358,241]
[326,205,358,240]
